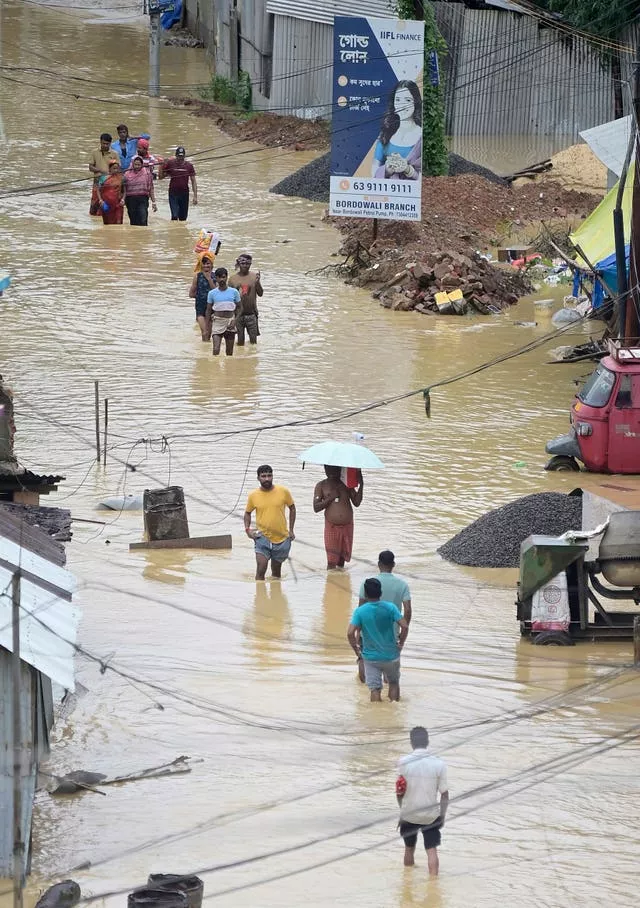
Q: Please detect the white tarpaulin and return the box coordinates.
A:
[579,116,633,177]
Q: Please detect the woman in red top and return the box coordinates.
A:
[96,160,124,225]
[123,156,157,226]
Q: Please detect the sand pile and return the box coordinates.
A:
[513,143,608,196]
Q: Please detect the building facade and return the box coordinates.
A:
[182,1,639,141]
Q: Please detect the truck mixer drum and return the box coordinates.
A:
[598,512,640,587]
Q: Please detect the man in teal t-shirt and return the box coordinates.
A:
[358,549,412,625]
[347,577,408,702]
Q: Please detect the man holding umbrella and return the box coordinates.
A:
[313,465,363,569]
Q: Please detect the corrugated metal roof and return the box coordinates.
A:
[266,0,393,27]
[0,531,79,691]
[270,15,334,117]
[435,6,613,142]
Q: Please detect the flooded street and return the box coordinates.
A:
[1,2,639,907]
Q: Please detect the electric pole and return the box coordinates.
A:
[149,2,161,97]
[627,50,640,342]
[12,570,24,908]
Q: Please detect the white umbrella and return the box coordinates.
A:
[298,441,385,469]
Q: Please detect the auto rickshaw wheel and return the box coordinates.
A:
[533,630,574,646]
[545,455,580,472]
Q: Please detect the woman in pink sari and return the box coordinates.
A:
[96,160,124,225]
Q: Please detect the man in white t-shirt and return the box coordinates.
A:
[396,726,449,875]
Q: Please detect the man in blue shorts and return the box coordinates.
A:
[347,577,408,701]
[244,465,296,580]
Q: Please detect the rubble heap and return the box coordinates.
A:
[338,240,532,314]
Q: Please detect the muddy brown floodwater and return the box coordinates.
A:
[1,3,639,907]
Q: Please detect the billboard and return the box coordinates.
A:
[330,16,425,222]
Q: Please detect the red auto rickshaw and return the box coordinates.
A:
[545,342,640,473]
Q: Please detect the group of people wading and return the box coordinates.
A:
[88,125,197,226]
[243,466,449,871]
[189,251,263,355]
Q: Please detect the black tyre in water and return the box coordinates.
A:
[128,890,188,908]
[147,876,204,908]
[545,455,580,472]
[533,630,574,646]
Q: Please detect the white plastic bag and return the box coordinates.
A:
[531,571,570,631]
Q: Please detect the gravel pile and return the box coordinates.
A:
[447,152,507,187]
[437,492,583,568]
[271,152,331,202]
[270,152,504,202]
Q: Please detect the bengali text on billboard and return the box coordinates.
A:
[330,16,425,222]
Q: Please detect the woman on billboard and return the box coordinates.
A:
[372,80,422,180]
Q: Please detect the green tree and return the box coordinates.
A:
[395,0,448,176]
[536,0,638,38]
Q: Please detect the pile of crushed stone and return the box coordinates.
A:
[447,152,507,186]
[271,152,331,202]
[271,151,505,202]
[437,492,583,568]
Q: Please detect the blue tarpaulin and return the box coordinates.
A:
[572,245,629,309]
[161,0,182,30]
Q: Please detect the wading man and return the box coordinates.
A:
[244,465,296,580]
[207,267,240,357]
[359,550,411,625]
[396,726,449,875]
[313,465,363,569]
[111,124,138,171]
[228,253,263,346]
[88,133,119,215]
[347,577,407,701]
[160,146,197,221]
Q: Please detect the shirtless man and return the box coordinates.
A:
[313,465,363,569]
[228,253,263,346]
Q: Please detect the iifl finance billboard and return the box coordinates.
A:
[330,16,425,222]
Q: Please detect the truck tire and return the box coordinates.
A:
[533,630,574,646]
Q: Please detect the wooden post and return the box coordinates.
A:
[372,218,378,243]
[634,615,640,667]
[94,380,100,463]
[103,399,108,468]
[12,571,24,908]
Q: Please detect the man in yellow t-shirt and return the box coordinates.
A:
[244,465,296,580]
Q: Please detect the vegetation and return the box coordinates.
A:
[395,1,448,177]
[536,1,638,39]
[201,71,252,111]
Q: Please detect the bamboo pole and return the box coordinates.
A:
[103,399,108,468]
[12,571,24,908]
[94,381,100,463]
[634,616,640,667]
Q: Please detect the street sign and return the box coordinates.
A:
[429,50,440,87]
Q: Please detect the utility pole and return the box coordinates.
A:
[149,2,161,97]
[12,570,24,908]
[229,3,239,84]
[627,49,640,342]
